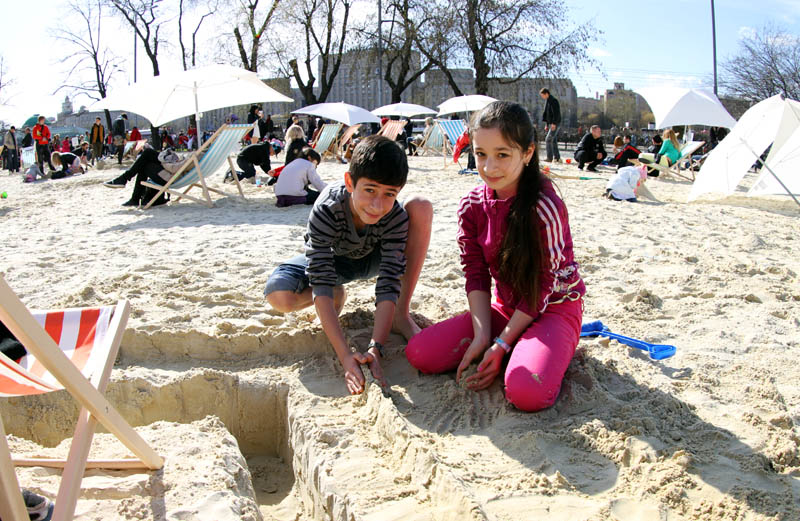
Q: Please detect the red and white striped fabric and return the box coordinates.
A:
[0,306,114,397]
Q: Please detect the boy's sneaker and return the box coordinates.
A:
[103,177,126,188]
[22,489,54,521]
[554,158,563,163]
[223,171,233,184]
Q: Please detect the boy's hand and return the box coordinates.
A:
[456,338,488,384]
[341,353,366,395]
[466,344,505,390]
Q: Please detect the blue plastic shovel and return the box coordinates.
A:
[580,320,676,360]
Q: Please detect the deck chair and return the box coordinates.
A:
[438,119,468,168]
[20,146,35,168]
[419,123,445,156]
[377,120,407,142]
[632,141,705,181]
[0,275,163,521]
[311,123,343,160]
[140,123,254,209]
[337,124,361,159]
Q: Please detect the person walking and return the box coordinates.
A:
[90,117,105,165]
[3,126,20,172]
[112,113,128,165]
[539,88,561,163]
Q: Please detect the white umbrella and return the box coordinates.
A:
[91,64,293,143]
[635,87,736,129]
[372,102,436,117]
[437,95,497,116]
[293,102,380,126]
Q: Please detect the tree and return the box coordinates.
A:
[178,0,219,70]
[231,0,281,72]
[106,0,167,77]
[379,0,434,103]
[412,1,464,96]
[425,0,599,96]
[722,24,800,102]
[106,0,168,147]
[270,0,354,104]
[53,0,122,130]
[0,55,12,105]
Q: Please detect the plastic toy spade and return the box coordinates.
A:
[580,320,676,360]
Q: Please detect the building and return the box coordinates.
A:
[602,82,649,127]
[420,69,475,109]
[487,78,578,128]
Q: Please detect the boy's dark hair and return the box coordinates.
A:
[653,135,663,144]
[539,88,550,95]
[298,146,321,163]
[624,134,632,140]
[349,135,407,187]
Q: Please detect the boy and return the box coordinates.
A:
[32,116,55,173]
[265,135,433,395]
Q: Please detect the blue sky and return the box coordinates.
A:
[565,0,800,98]
[1,0,798,125]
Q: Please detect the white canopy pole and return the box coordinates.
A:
[194,81,203,148]
[739,136,800,208]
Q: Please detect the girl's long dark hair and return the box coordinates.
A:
[470,101,544,309]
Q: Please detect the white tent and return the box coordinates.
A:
[636,87,737,129]
[689,94,800,206]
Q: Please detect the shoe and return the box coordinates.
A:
[103,177,126,188]
[543,158,553,163]
[150,195,169,207]
[577,164,584,171]
[223,171,233,184]
[586,166,598,172]
[554,158,563,163]
[22,489,54,521]
[121,198,140,207]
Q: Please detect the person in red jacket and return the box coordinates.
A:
[32,116,55,172]
[129,126,142,141]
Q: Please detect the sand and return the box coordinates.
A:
[1,151,798,520]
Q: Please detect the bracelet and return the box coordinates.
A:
[368,340,385,357]
[493,337,512,353]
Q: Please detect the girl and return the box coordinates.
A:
[50,150,83,179]
[406,102,585,412]
[657,128,682,165]
[274,147,325,207]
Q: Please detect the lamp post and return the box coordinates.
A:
[377,0,383,107]
[711,0,718,95]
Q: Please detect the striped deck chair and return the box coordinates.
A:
[632,140,705,181]
[377,120,407,141]
[419,123,445,156]
[312,123,343,159]
[140,123,254,209]
[20,146,35,168]
[0,275,163,521]
[438,119,468,168]
[337,124,361,160]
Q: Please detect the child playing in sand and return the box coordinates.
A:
[273,147,326,207]
[604,164,652,202]
[50,150,84,179]
[406,101,585,412]
[265,135,433,395]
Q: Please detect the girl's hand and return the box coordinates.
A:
[456,338,489,384]
[465,344,505,390]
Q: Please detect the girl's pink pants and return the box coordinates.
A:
[406,298,582,412]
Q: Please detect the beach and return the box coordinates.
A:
[1,153,798,520]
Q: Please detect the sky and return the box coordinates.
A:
[1,0,798,127]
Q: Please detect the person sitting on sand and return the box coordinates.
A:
[574,125,606,171]
[50,150,84,179]
[406,101,585,412]
[264,135,433,395]
[274,147,325,207]
[611,135,641,169]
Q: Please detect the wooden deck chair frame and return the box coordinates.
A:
[377,120,407,142]
[337,124,361,151]
[438,119,468,169]
[311,123,343,160]
[140,122,254,209]
[418,122,446,157]
[0,275,163,521]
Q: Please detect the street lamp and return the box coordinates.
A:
[711,0,718,95]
